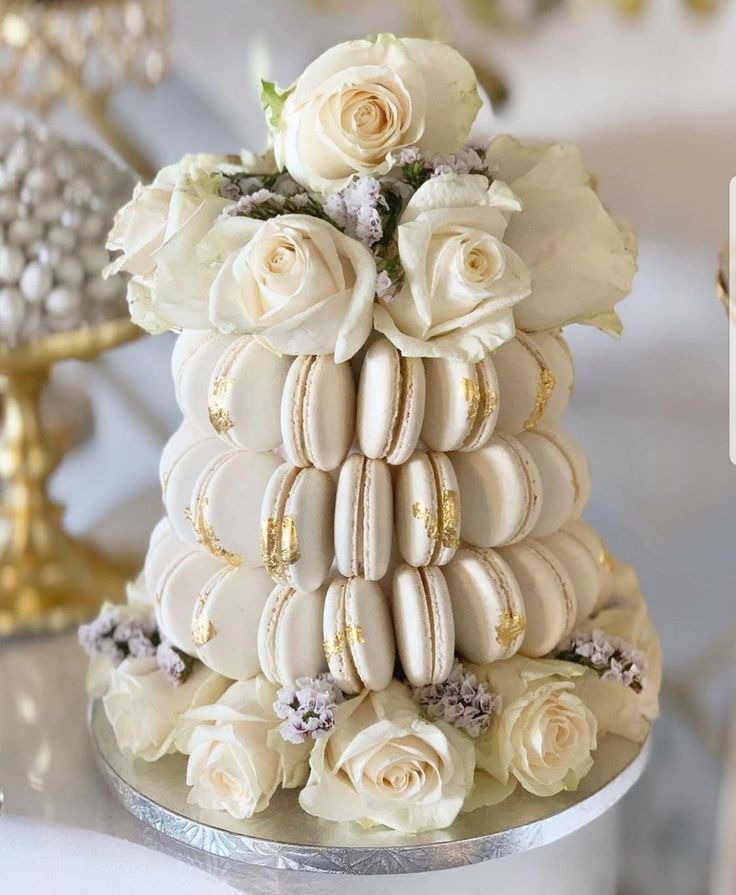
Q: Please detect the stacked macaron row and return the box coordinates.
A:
[144,327,613,689]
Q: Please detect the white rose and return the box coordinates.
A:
[467,655,593,806]
[271,34,482,194]
[178,677,308,820]
[574,595,661,744]
[299,681,475,833]
[125,275,171,335]
[374,174,531,360]
[102,658,228,762]
[486,136,637,333]
[197,213,376,361]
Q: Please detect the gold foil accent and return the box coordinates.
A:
[208,376,234,435]
[323,625,365,660]
[412,490,460,549]
[191,585,217,647]
[261,516,301,581]
[461,377,480,424]
[186,499,243,566]
[482,389,499,420]
[496,609,526,648]
[599,544,615,573]
[524,368,556,430]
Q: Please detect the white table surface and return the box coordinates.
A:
[3,1,735,893]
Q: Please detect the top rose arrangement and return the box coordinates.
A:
[106,34,637,362]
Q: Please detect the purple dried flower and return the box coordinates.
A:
[274,673,344,744]
[557,630,646,694]
[156,640,193,687]
[414,660,501,738]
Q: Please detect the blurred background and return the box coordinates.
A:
[1,1,734,893]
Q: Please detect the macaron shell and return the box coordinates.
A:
[156,549,225,655]
[357,338,425,465]
[163,436,227,545]
[443,546,526,664]
[554,431,591,520]
[392,564,454,687]
[208,337,290,452]
[459,355,500,452]
[499,540,576,657]
[143,517,190,602]
[281,355,356,472]
[261,463,336,591]
[334,455,393,580]
[258,585,327,685]
[159,420,205,497]
[421,357,477,452]
[564,519,615,610]
[192,564,273,679]
[323,577,362,693]
[191,449,281,567]
[344,577,395,691]
[395,451,460,567]
[541,528,601,624]
[493,332,572,435]
[517,429,576,538]
[453,434,543,548]
[173,329,237,434]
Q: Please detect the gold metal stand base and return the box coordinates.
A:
[0,318,142,637]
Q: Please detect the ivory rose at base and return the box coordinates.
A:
[299,681,475,833]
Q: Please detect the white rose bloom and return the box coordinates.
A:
[467,655,594,805]
[197,213,376,361]
[299,681,475,833]
[486,136,637,333]
[103,658,228,762]
[271,34,482,194]
[125,275,171,335]
[574,594,661,744]
[374,174,531,360]
[178,677,308,820]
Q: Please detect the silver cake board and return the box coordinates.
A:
[89,699,650,877]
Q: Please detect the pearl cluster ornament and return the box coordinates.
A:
[0,118,135,345]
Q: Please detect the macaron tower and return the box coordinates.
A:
[95,33,659,833]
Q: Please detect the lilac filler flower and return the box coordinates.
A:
[156,640,194,687]
[413,661,501,738]
[557,630,646,694]
[274,674,344,745]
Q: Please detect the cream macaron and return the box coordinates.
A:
[421,355,499,452]
[452,433,543,548]
[257,584,327,685]
[188,449,281,567]
[260,462,336,591]
[334,454,393,580]
[392,564,455,687]
[171,329,237,435]
[207,336,291,452]
[517,428,590,537]
[443,546,526,664]
[357,337,426,465]
[564,519,615,611]
[191,564,274,679]
[281,354,356,472]
[161,428,227,545]
[143,517,190,603]
[499,539,576,657]
[395,450,461,567]
[323,576,395,694]
[156,548,225,655]
[493,331,574,434]
[540,526,603,625]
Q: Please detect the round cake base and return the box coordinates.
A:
[89,700,650,876]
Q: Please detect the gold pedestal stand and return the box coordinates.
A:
[0,318,141,636]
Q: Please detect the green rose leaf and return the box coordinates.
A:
[261,80,293,130]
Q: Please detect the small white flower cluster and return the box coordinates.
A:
[325,176,388,248]
[559,630,646,693]
[414,660,502,738]
[274,673,344,745]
